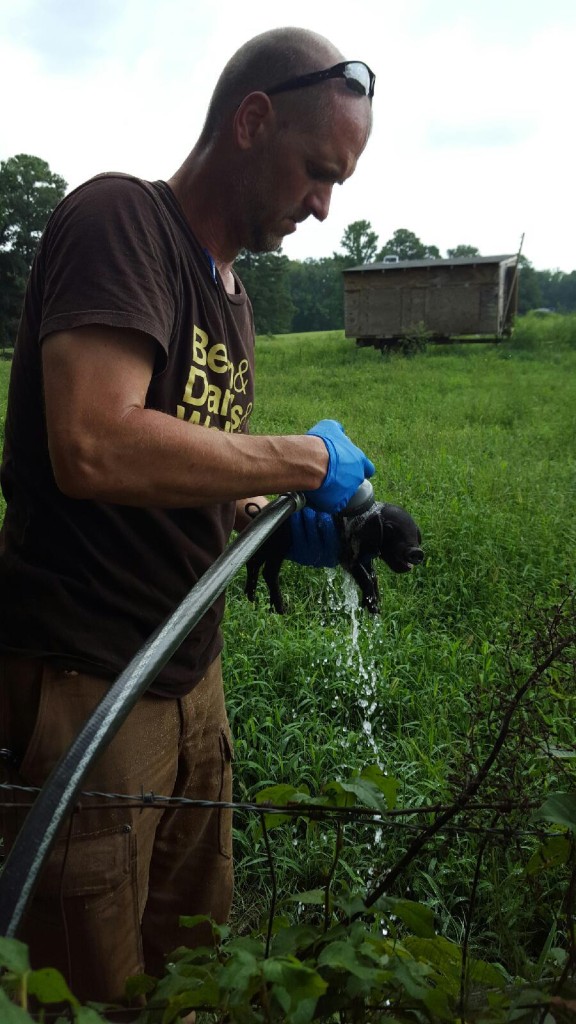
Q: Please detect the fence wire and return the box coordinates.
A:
[0,779,555,837]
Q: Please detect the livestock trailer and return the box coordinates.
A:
[343,255,519,349]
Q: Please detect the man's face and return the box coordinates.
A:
[239,95,371,254]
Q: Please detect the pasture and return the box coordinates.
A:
[222,317,576,974]
[0,316,575,1016]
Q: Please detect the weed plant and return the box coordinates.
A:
[222,320,576,975]
[0,319,575,1018]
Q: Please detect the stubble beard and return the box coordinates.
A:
[247,227,284,254]
[238,172,291,255]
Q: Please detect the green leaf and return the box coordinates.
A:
[0,937,31,975]
[404,936,507,992]
[255,782,312,829]
[360,766,398,809]
[27,967,78,1005]
[534,793,576,830]
[403,936,461,993]
[263,957,327,1023]
[178,913,212,930]
[393,958,434,1000]
[286,888,326,906]
[389,898,436,938]
[317,940,379,981]
[177,914,229,947]
[542,745,576,760]
[467,957,508,990]
[145,966,221,1018]
[123,972,158,998]
[421,982,452,1019]
[322,781,356,808]
[286,995,318,1024]
[333,893,378,921]
[161,975,220,1013]
[0,988,34,1023]
[75,1008,111,1023]
[526,835,572,875]
[218,946,261,995]
[323,777,387,811]
[256,783,309,805]
[271,923,321,957]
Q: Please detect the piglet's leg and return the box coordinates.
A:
[245,557,261,603]
[262,556,286,614]
[348,561,380,614]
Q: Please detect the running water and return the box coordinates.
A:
[319,568,384,769]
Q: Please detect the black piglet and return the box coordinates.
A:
[245,501,424,614]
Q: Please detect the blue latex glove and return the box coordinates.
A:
[303,419,376,514]
[286,507,341,567]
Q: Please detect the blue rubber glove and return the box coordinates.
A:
[303,419,376,514]
[286,507,341,567]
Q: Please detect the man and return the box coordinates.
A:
[0,26,375,1006]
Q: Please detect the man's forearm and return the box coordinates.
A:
[52,403,329,507]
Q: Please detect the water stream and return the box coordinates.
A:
[319,568,385,769]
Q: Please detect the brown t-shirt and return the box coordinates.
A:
[0,173,255,696]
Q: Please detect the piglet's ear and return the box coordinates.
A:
[358,509,384,553]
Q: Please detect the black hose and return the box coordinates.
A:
[0,491,304,938]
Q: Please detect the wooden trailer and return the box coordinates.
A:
[343,254,519,350]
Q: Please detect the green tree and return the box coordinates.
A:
[378,228,440,261]
[338,219,379,267]
[446,244,481,258]
[535,268,576,312]
[0,154,67,347]
[0,154,67,266]
[234,250,295,334]
[288,257,344,332]
[554,270,576,311]
[516,255,542,313]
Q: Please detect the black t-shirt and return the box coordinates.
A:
[0,173,255,696]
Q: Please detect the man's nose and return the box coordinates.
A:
[306,184,333,222]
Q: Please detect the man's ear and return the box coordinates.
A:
[233,92,274,150]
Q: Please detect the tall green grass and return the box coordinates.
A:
[223,322,576,970]
[0,319,575,975]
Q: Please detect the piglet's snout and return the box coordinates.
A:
[406,547,424,566]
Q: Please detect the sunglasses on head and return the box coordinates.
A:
[266,60,375,100]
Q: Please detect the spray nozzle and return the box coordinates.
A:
[341,478,375,517]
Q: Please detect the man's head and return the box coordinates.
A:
[201,28,373,141]
[198,28,374,255]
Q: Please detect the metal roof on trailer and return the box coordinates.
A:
[344,255,517,273]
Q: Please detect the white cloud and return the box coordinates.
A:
[0,0,574,271]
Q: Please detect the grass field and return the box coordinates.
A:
[220,317,576,973]
[1,316,575,991]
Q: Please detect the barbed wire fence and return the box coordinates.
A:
[1,779,575,1023]
[0,584,574,1020]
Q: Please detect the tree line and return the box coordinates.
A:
[1,154,574,344]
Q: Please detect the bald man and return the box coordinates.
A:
[0,26,375,1007]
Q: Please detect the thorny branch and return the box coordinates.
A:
[459,812,499,1019]
[363,610,576,907]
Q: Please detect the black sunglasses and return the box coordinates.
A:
[266,60,375,100]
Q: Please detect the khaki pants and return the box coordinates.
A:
[0,654,233,1005]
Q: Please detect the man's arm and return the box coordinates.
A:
[42,325,328,507]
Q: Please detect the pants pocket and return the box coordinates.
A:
[22,824,144,1003]
[37,823,135,900]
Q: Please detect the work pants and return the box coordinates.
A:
[0,654,233,1005]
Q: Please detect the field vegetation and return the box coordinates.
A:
[0,315,575,1020]
[223,315,576,1018]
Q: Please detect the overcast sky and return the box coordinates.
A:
[1,0,574,272]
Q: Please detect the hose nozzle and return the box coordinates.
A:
[342,478,375,517]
